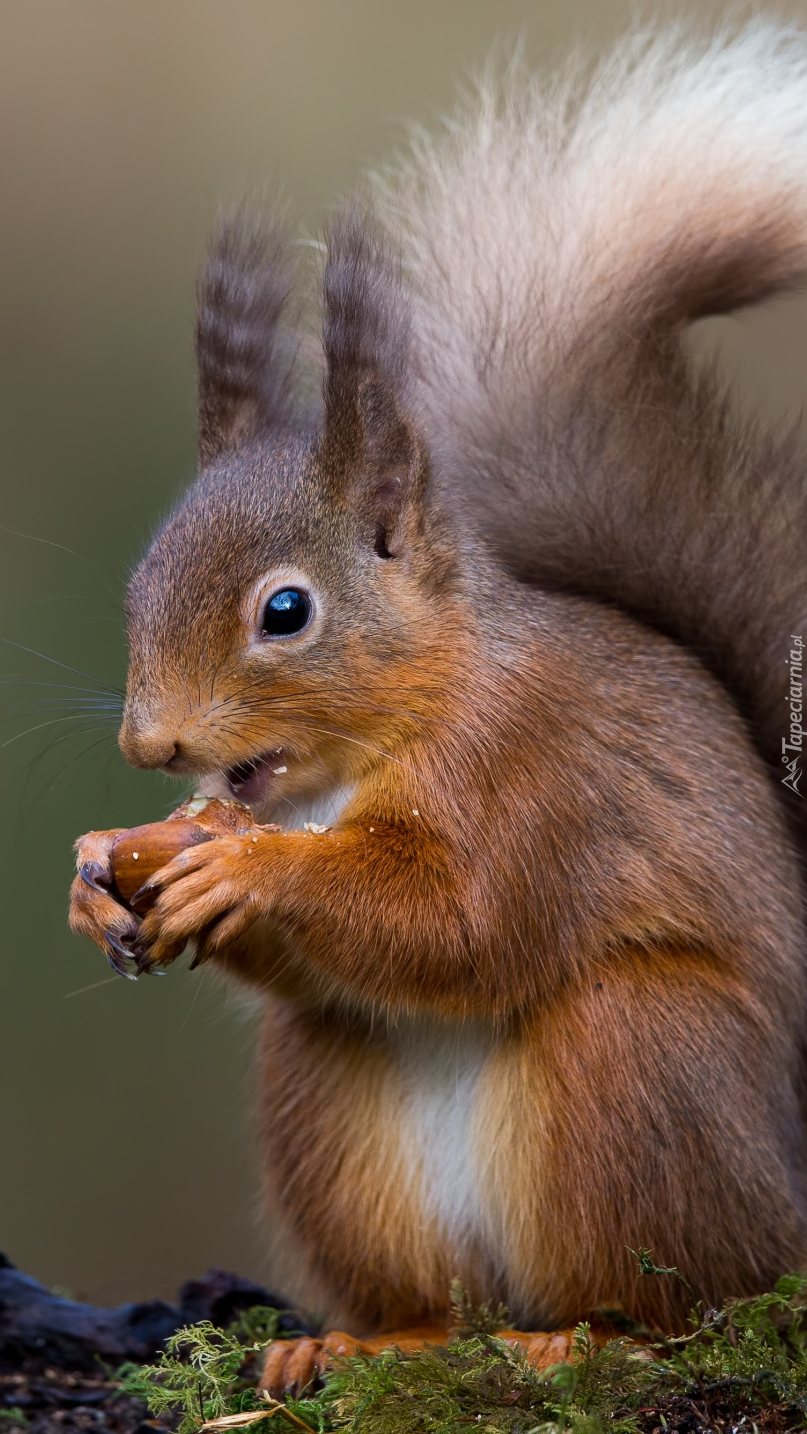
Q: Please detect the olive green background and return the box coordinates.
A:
[1,0,806,1307]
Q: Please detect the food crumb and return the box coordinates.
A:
[273,765,287,774]
[412,809,419,817]
[132,852,139,860]
[369,827,374,832]
[304,821,330,834]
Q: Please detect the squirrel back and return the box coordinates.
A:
[366,22,807,836]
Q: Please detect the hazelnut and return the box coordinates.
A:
[110,796,258,913]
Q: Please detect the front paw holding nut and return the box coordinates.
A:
[69,797,265,977]
[69,829,142,978]
[134,831,272,969]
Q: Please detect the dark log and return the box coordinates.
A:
[0,1253,312,1373]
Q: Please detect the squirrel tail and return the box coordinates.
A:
[370,22,807,826]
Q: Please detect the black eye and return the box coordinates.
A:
[260,587,312,638]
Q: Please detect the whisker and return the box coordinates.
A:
[0,678,123,697]
[12,728,120,841]
[0,595,119,616]
[177,967,206,1035]
[277,794,310,826]
[0,713,113,749]
[15,723,117,823]
[95,743,126,818]
[64,975,124,999]
[46,731,119,797]
[0,634,124,697]
[0,522,123,609]
[1,703,121,719]
[0,700,121,714]
[215,690,448,726]
[296,720,433,784]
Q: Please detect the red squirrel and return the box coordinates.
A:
[69,22,807,1392]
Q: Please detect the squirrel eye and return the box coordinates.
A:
[260,587,312,638]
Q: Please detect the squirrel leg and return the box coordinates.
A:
[489,946,807,1331]
[134,822,495,1015]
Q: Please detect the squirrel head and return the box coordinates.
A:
[119,209,458,811]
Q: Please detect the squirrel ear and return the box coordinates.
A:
[353,377,425,555]
[195,208,298,466]
[321,207,425,549]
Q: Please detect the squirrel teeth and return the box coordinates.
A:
[226,747,285,795]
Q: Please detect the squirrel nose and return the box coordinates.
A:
[119,725,178,771]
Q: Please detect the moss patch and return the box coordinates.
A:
[122,1272,807,1433]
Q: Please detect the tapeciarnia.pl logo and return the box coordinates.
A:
[783,634,804,796]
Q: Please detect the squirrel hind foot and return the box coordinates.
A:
[259,1320,609,1397]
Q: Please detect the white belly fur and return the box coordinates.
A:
[201,775,498,1255]
[271,784,358,831]
[392,1015,496,1249]
[198,773,357,832]
[272,788,497,1262]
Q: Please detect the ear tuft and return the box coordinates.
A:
[322,206,411,458]
[321,207,425,547]
[195,206,299,465]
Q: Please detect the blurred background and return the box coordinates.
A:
[2,0,807,1308]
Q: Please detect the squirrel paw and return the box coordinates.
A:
[259,1322,455,1397]
[258,1323,585,1396]
[133,830,270,967]
[68,829,142,978]
[495,1326,596,1369]
[259,1333,363,1397]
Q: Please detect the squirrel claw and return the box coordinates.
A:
[130,935,184,974]
[81,861,110,895]
[131,943,167,976]
[105,930,138,980]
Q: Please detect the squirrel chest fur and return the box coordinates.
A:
[70,19,807,1373]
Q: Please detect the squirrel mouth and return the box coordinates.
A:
[225,747,286,803]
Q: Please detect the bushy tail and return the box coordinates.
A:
[370,22,807,828]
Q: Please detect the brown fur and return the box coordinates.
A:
[69,24,807,1378]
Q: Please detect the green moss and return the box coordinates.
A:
[447,1276,509,1338]
[122,1272,807,1434]
[119,1307,303,1433]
